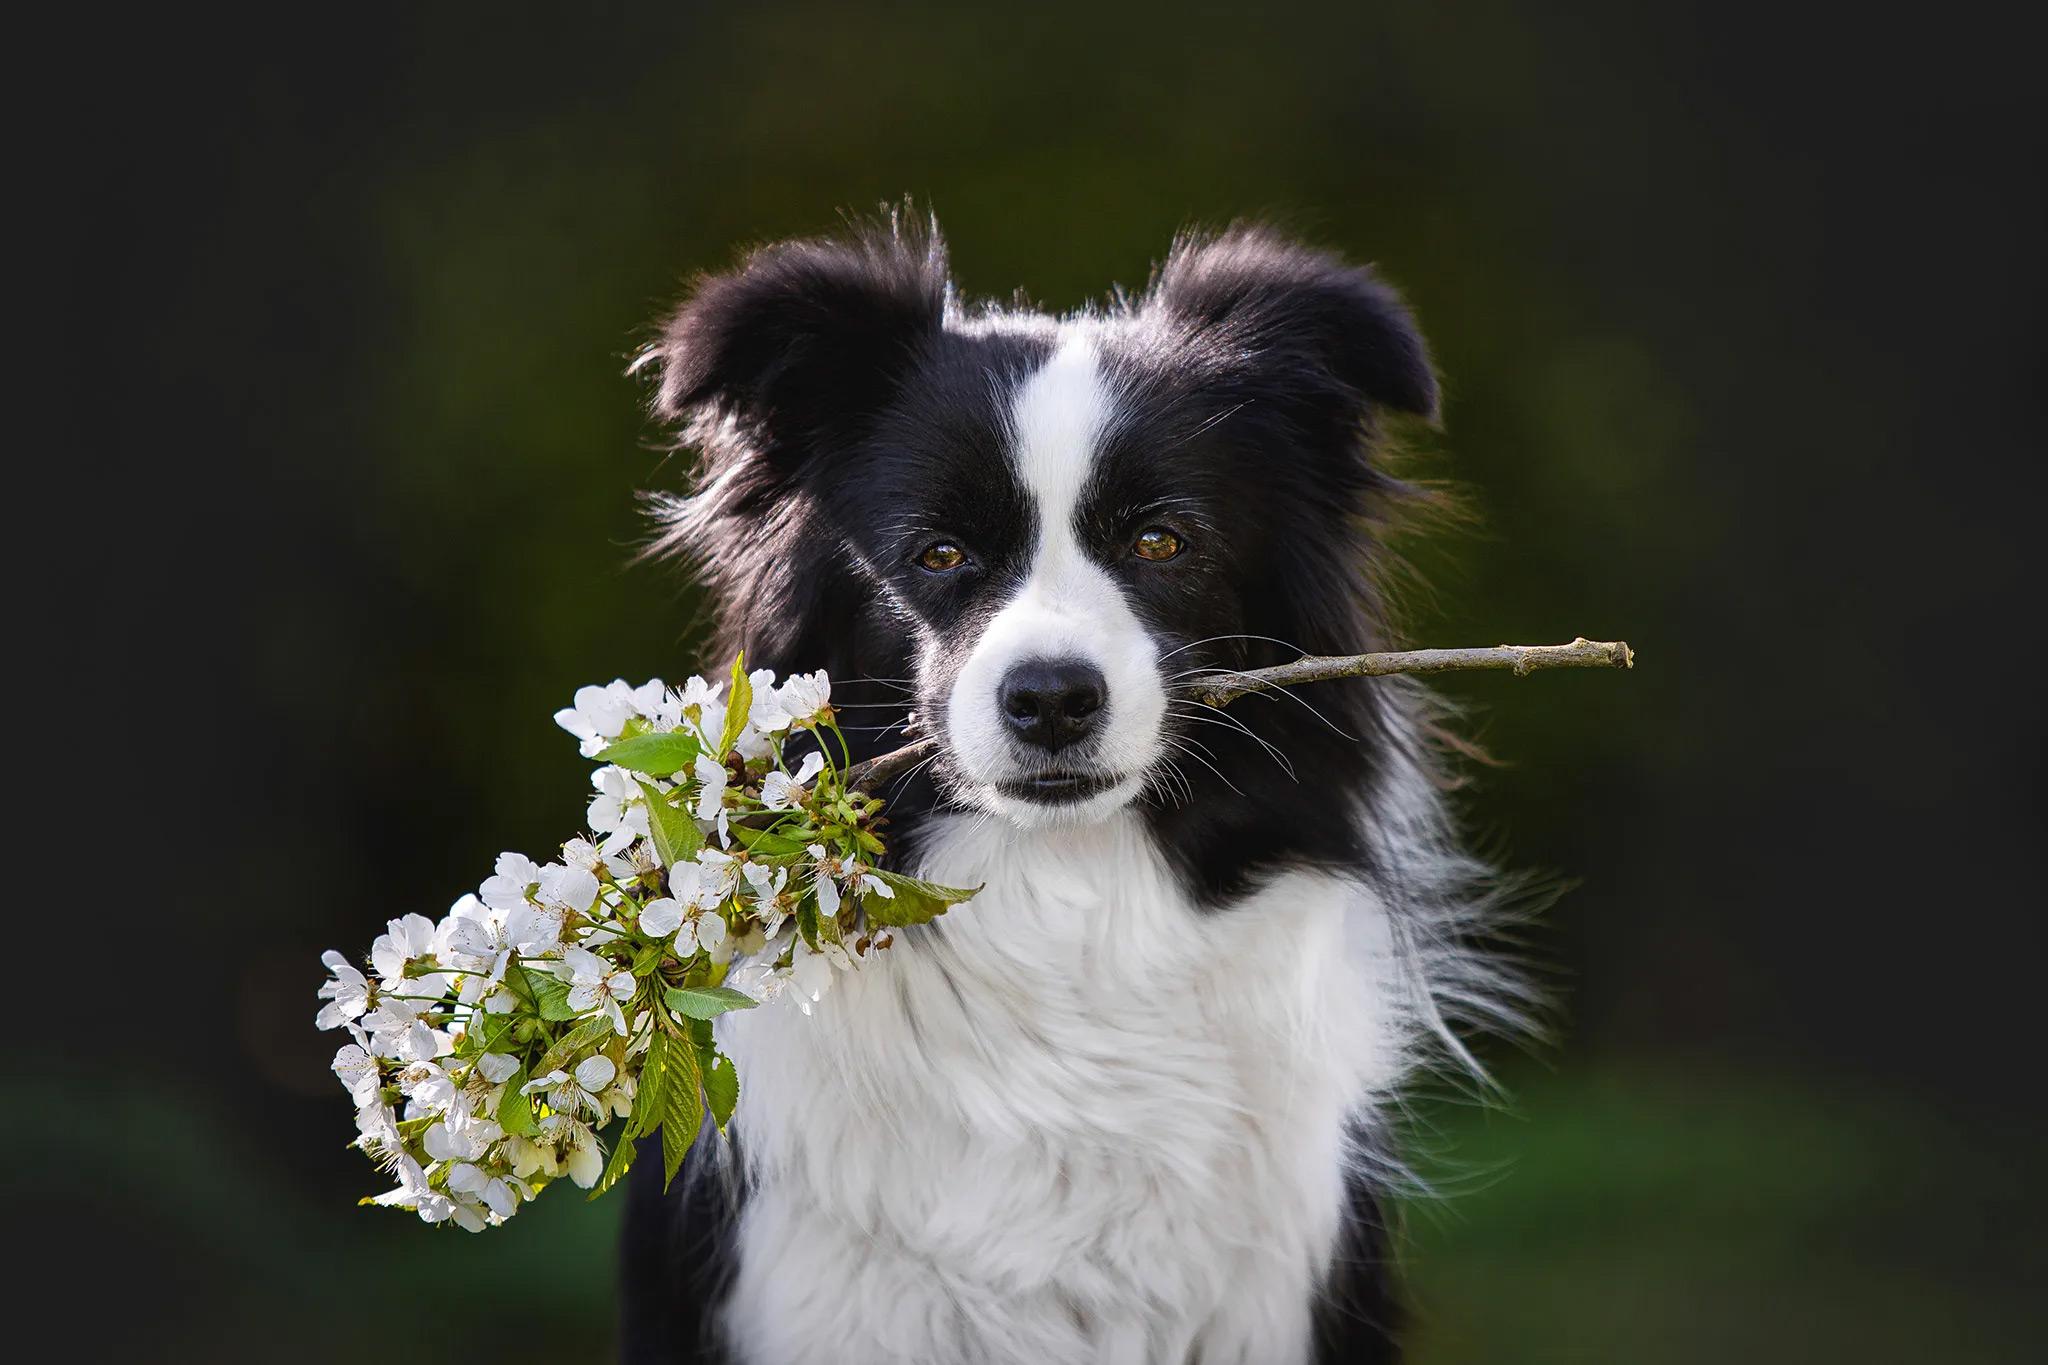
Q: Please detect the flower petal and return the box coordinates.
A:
[573,1055,617,1092]
[639,897,682,937]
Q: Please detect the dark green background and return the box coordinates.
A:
[51,3,2044,1360]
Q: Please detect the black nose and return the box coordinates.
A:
[999,659,1107,752]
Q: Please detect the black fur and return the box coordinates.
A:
[624,213,1446,1363]
[619,1132,744,1364]
[1312,1168,1407,1364]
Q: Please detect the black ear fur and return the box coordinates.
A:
[646,216,950,452]
[1144,225,1439,420]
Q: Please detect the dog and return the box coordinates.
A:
[618,213,1528,1364]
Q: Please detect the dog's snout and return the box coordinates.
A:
[998,659,1107,752]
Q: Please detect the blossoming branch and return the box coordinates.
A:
[317,657,975,1231]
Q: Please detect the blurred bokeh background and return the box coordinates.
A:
[46,2,2044,1360]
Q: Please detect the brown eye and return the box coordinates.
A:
[1132,528,1183,562]
[918,542,966,572]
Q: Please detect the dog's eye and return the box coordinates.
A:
[1132,528,1184,562]
[918,542,967,572]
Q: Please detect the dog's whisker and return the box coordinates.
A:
[1142,751,1191,809]
[1143,754,1194,810]
[1167,702,1298,781]
[1157,632,1313,664]
[1160,735,1246,797]
[1179,664,1358,740]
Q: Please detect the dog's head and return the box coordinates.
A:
[644,215,1436,844]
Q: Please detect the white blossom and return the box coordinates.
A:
[692,752,728,822]
[553,680,638,756]
[395,1060,459,1116]
[536,860,599,915]
[606,836,661,883]
[479,852,541,911]
[315,950,370,1030]
[422,1118,485,1163]
[519,1054,619,1117]
[674,850,735,909]
[588,766,652,838]
[638,896,683,938]
[353,1101,403,1168]
[369,1151,448,1222]
[370,913,439,984]
[760,751,825,809]
[435,896,496,973]
[807,843,844,919]
[448,1161,519,1221]
[503,1135,558,1180]
[537,1113,605,1189]
[563,946,636,1034]
[629,678,682,731]
[778,670,832,725]
[332,1043,381,1106]
[677,906,726,958]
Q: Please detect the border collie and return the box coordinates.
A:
[619,212,1526,1364]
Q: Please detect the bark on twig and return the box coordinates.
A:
[843,638,1634,793]
[1185,636,1635,707]
[844,736,942,793]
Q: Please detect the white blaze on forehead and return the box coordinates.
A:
[1010,331,1112,529]
[940,327,1168,822]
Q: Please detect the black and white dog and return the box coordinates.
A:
[619,214,1526,1364]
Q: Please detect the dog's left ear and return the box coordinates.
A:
[1144,225,1438,420]
[643,217,950,462]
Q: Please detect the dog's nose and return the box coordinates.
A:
[999,659,1107,752]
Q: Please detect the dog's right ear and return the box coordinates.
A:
[643,220,949,461]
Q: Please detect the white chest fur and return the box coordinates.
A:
[717,813,1405,1365]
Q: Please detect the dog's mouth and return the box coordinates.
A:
[994,769,1126,805]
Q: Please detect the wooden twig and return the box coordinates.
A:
[843,638,1634,792]
[845,736,942,793]
[1185,636,1635,707]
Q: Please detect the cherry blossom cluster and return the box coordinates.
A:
[317,658,974,1231]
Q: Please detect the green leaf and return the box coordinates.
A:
[704,1052,738,1133]
[594,731,700,778]
[513,963,581,1022]
[461,1011,512,1059]
[664,984,760,1021]
[638,780,703,868]
[630,1029,669,1138]
[496,1064,537,1137]
[729,823,808,857]
[587,1127,637,1201]
[860,868,982,927]
[656,1031,704,1189]
[534,1016,616,1080]
[718,652,751,758]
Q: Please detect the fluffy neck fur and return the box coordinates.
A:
[719,810,1405,1365]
